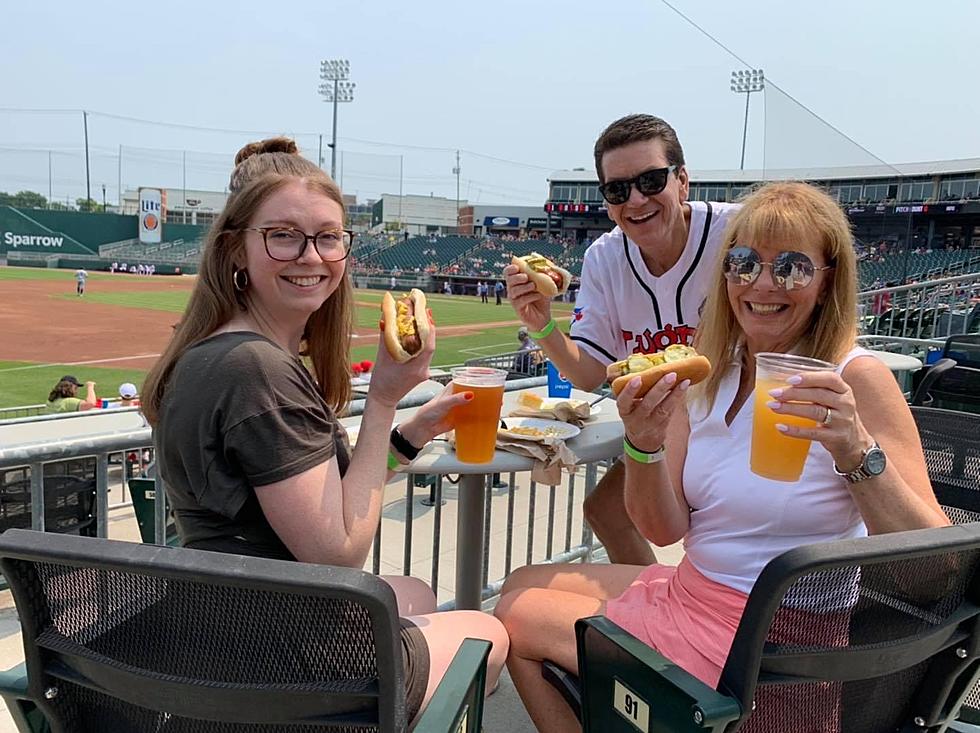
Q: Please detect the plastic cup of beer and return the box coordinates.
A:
[750,353,836,482]
[450,367,507,464]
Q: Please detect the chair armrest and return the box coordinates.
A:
[576,616,741,733]
[0,662,28,698]
[541,659,582,721]
[911,358,957,406]
[413,638,492,733]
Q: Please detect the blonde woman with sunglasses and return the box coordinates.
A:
[494,182,948,733]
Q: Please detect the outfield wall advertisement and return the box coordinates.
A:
[138,187,165,244]
[0,207,95,255]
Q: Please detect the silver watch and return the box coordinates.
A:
[833,441,887,484]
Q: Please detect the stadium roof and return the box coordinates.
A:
[550,158,980,184]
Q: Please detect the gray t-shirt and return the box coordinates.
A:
[157,331,350,560]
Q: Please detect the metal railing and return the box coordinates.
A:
[858,272,980,340]
[0,403,48,420]
[0,377,613,610]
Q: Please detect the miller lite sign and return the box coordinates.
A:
[138,188,165,244]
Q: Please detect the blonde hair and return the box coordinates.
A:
[692,182,857,411]
[142,137,353,425]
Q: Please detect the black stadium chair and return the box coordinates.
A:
[0,530,491,732]
[571,523,980,732]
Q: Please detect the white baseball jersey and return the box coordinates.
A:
[569,201,740,364]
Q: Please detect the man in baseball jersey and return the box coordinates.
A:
[504,114,740,564]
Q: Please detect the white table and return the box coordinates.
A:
[343,386,623,609]
[0,408,147,448]
[867,350,923,374]
[866,350,923,393]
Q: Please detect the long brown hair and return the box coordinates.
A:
[142,138,353,425]
[692,182,858,412]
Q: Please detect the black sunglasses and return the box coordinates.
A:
[722,246,833,291]
[598,165,678,205]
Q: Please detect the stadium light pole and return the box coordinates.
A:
[318,59,355,181]
[730,69,764,170]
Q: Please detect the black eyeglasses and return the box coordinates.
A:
[598,165,678,205]
[722,246,833,291]
[232,227,354,262]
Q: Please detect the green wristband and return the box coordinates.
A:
[623,437,665,464]
[387,451,401,471]
[529,319,557,340]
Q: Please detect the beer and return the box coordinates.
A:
[750,353,836,482]
[451,368,507,464]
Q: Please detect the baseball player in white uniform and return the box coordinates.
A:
[505,114,739,564]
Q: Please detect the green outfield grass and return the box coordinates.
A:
[0,360,151,410]
[0,265,574,408]
[0,266,117,282]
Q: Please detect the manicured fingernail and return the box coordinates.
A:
[775,423,789,432]
[787,375,803,385]
[767,400,782,410]
[463,392,474,401]
[768,387,784,398]
[379,320,385,330]
[630,377,642,389]
[664,372,678,385]
[680,379,691,391]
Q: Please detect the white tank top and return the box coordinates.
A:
[682,346,872,594]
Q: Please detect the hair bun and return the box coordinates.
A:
[234,137,300,165]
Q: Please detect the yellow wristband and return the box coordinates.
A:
[529,319,557,340]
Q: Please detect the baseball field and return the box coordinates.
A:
[0,266,573,409]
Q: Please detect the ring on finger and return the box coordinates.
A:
[821,407,833,427]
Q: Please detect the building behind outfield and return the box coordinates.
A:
[545,159,980,249]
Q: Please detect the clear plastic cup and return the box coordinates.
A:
[750,353,837,482]
[450,367,507,463]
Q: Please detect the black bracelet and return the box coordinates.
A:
[390,426,422,461]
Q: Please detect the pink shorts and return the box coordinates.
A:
[605,557,749,687]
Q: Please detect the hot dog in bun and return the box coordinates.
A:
[607,344,711,397]
[382,289,431,363]
[512,252,571,297]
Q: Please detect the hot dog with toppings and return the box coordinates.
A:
[381,289,431,363]
[512,252,571,297]
[607,344,711,397]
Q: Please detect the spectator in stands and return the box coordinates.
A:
[45,375,98,413]
[141,136,507,722]
[117,382,140,407]
[503,113,740,566]
[495,182,949,733]
[513,327,544,375]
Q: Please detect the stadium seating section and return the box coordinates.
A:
[79,232,979,289]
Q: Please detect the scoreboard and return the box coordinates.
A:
[545,202,607,214]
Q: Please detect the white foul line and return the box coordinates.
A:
[0,354,161,373]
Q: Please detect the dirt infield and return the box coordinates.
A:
[0,276,526,367]
[0,276,192,369]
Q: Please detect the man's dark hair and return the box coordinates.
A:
[593,114,686,184]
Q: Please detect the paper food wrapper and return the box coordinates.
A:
[493,436,578,485]
[445,431,579,485]
[507,399,592,427]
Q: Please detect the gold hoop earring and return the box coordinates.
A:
[233,268,249,292]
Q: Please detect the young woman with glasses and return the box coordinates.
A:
[494,182,948,733]
[142,138,508,722]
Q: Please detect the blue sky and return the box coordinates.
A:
[2,0,977,206]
